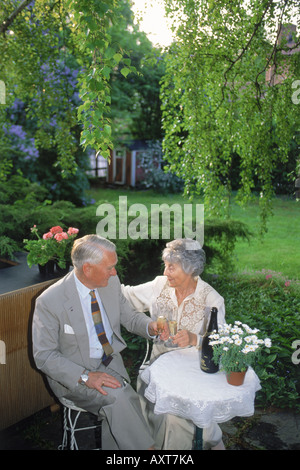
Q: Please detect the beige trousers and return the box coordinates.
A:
[64,361,154,450]
[137,377,222,450]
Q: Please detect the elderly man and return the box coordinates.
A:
[32,235,157,450]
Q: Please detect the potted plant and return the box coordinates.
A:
[24,225,79,274]
[43,225,79,272]
[209,320,272,385]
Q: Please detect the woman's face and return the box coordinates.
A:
[163,260,191,288]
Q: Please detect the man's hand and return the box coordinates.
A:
[83,371,122,396]
[148,321,158,337]
[148,321,169,341]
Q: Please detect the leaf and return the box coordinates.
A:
[102,66,111,80]
[267,353,277,363]
[105,47,116,59]
[120,67,131,78]
[113,53,123,64]
[103,124,111,137]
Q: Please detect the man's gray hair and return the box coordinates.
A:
[162,238,206,277]
[71,235,116,270]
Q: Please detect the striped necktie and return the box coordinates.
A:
[89,290,113,366]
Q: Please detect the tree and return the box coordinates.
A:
[108,0,166,143]
[0,0,136,180]
[0,0,165,190]
[161,0,300,230]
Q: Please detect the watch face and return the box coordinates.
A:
[81,374,88,382]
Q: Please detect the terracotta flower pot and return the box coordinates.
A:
[226,370,247,386]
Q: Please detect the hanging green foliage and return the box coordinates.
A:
[66,0,136,160]
[161,0,300,231]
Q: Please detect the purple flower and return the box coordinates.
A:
[4,123,39,160]
[8,124,27,140]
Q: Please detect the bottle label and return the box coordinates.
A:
[201,354,219,373]
[201,356,209,371]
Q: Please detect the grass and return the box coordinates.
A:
[230,197,300,281]
[87,187,300,281]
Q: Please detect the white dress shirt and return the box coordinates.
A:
[74,274,113,359]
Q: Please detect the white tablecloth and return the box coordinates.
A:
[140,347,261,428]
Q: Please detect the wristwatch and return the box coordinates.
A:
[79,370,89,385]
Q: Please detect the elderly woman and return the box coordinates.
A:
[122,238,226,450]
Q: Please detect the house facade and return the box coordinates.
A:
[88,140,153,187]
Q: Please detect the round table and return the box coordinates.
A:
[140,347,261,434]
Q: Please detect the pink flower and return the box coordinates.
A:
[266,274,272,280]
[50,226,63,235]
[67,227,79,235]
[285,281,291,287]
[54,232,69,242]
[43,231,53,240]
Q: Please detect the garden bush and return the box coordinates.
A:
[207,272,300,411]
[1,183,252,278]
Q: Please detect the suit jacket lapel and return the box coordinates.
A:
[63,271,90,363]
[97,286,115,327]
[98,281,125,348]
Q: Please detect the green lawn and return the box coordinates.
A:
[87,187,300,280]
[230,197,300,281]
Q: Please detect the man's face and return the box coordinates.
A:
[84,249,118,288]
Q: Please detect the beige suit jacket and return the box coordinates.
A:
[32,271,152,398]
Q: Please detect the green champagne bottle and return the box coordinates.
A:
[200,307,219,373]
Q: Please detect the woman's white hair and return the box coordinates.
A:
[71,234,116,270]
[162,238,206,277]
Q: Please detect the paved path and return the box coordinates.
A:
[1,406,299,450]
[221,408,300,450]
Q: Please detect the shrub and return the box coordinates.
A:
[206,272,300,410]
[0,236,19,261]
[0,173,48,205]
[136,141,184,194]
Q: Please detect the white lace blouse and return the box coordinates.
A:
[122,276,225,350]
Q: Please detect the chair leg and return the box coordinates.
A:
[58,406,68,450]
[59,405,102,450]
[68,408,81,450]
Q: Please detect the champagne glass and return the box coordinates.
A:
[164,305,178,348]
[153,303,167,344]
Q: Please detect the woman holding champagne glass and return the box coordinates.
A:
[122,238,226,450]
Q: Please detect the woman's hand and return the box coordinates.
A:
[172,329,197,348]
